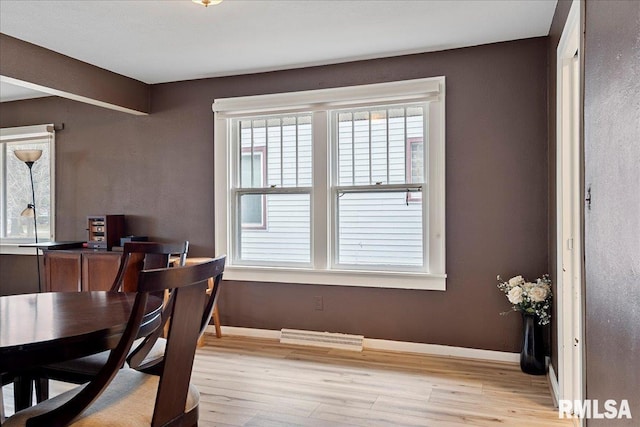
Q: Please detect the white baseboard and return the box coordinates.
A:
[364,338,519,363]
[548,361,560,408]
[206,326,519,364]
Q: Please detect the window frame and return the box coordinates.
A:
[214,77,446,290]
[330,105,427,271]
[406,137,424,203]
[231,114,314,267]
[239,147,267,230]
[0,124,56,255]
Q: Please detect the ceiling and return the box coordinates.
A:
[0,81,52,102]
[0,0,557,102]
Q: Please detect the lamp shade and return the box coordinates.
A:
[21,204,35,218]
[14,149,43,163]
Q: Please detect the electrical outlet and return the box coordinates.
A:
[314,296,323,311]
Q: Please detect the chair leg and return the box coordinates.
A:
[1,383,5,423]
[212,305,222,338]
[13,376,33,412]
[198,304,222,347]
[35,378,49,403]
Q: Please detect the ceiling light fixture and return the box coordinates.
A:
[192,0,223,7]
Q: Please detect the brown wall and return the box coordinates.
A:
[0,255,41,295]
[0,38,549,352]
[583,0,640,424]
[547,0,573,381]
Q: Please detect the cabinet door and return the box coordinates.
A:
[44,252,82,292]
[81,252,122,291]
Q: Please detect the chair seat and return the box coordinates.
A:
[4,368,199,426]
[42,353,110,378]
[41,338,166,380]
[137,338,166,367]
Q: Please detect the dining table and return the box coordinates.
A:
[0,291,162,411]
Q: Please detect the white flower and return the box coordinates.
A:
[508,286,524,304]
[529,285,549,302]
[508,275,525,288]
[497,273,553,325]
[540,282,552,292]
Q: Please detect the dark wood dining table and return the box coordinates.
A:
[0,291,162,411]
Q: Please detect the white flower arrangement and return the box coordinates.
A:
[497,274,552,325]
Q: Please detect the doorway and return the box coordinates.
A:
[556,0,584,418]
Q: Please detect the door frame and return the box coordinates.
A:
[556,0,584,417]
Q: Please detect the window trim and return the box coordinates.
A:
[0,124,56,255]
[214,77,446,290]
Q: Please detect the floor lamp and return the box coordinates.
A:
[14,149,43,293]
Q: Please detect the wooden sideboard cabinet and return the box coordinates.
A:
[43,249,122,292]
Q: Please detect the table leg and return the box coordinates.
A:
[35,377,49,403]
[13,375,33,411]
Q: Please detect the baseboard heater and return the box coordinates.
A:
[280,329,364,352]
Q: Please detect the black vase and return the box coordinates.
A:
[520,313,546,375]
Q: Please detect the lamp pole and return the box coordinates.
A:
[14,149,43,293]
[25,163,39,246]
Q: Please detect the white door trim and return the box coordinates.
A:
[556,0,584,417]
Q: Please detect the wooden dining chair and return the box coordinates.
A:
[4,256,226,427]
[34,241,189,400]
[127,256,224,375]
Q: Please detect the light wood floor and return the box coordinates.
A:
[3,335,573,426]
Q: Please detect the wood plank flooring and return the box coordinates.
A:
[2,335,573,426]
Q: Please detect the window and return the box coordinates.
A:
[0,124,56,254]
[236,116,312,262]
[214,77,445,290]
[334,106,424,267]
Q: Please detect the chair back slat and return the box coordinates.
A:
[153,283,203,426]
[136,257,225,426]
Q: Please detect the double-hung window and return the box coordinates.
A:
[236,115,312,261]
[214,77,446,290]
[0,124,56,254]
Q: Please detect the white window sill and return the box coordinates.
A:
[0,244,41,255]
[223,265,446,291]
